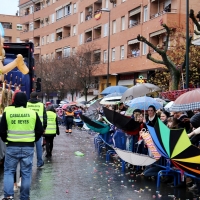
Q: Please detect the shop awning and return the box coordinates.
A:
[150,29,166,37]
[129,7,141,17]
[76,95,97,103]
[118,80,134,86]
[128,39,139,45]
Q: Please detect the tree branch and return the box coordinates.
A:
[190,9,200,33]
[137,35,164,55]
[147,53,165,64]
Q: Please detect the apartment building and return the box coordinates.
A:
[18,0,200,94]
[0,14,21,43]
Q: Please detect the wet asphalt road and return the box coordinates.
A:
[0,126,198,200]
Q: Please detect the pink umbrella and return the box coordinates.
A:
[62,102,77,110]
[170,89,200,111]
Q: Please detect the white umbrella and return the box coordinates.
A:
[121,83,161,102]
[164,101,174,112]
[100,92,122,105]
[114,148,156,166]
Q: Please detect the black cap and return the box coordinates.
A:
[30,91,38,99]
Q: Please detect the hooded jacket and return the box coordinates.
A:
[28,97,47,130]
[0,92,44,146]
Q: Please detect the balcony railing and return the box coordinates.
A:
[128,21,140,29]
[150,9,177,19]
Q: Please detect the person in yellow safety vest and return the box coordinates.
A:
[44,105,60,158]
[27,91,47,168]
[0,92,43,200]
[65,106,74,134]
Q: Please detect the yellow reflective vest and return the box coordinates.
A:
[6,107,36,142]
[46,111,56,135]
[27,102,44,125]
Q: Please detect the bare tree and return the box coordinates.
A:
[68,43,102,101]
[190,10,200,35]
[137,23,194,90]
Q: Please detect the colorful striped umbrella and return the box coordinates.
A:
[147,118,200,176]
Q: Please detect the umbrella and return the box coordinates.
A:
[88,98,102,112]
[164,101,174,112]
[62,102,77,110]
[80,114,110,134]
[114,148,156,166]
[154,98,167,106]
[126,96,163,110]
[103,107,140,133]
[170,89,200,112]
[147,118,200,176]
[101,86,128,95]
[121,83,161,102]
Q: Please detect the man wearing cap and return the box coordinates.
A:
[27,92,47,168]
[0,92,43,200]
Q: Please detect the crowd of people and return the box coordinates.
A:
[89,102,200,196]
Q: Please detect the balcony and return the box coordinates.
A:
[128,7,141,29]
[150,0,177,19]
[2,23,12,29]
[85,5,93,21]
[63,25,71,38]
[127,38,140,58]
[85,30,92,43]
[93,26,101,40]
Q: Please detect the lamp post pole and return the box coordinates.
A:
[30,0,34,43]
[185,0,189,89]
[101,8,111,87]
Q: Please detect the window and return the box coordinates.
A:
[64,4,71,16]
[29,23,33,31]
[56,8,63,20]
[142,43,147,55]
[51,33,54,42]
[16,24,22,30]
[104,23,108,37]
[30,6,33,14]
[73,3,77,13]
[120,46,124,60]
[42,37,44,45]
[79,34,83,45]
[73,25,76,35]
[121,16,125,31]
[112,20,116,34]
[122,0,126,2]
[105,0,109,8]
[112,48,115,61]
[103,50,107,63]
[63,46,70,57]
[16,37,22,43]
[47,35,49,44]
[143,6,148,22]
[51,13,55,23]
[80,12,83,23]
[72,47,76,55]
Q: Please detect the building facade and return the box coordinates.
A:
[18,0,200,95]
[0,14,21,43]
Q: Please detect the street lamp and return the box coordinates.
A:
[101,8,110,87]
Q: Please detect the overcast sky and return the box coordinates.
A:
[0,0,19,15]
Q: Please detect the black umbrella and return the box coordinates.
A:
[103,107,140,132]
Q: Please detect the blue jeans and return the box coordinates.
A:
[35,137,43,167]
[4,146,34,200]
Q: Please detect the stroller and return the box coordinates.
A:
[73,110,84,128]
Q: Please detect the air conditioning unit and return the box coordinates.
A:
[45,17,49,22]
